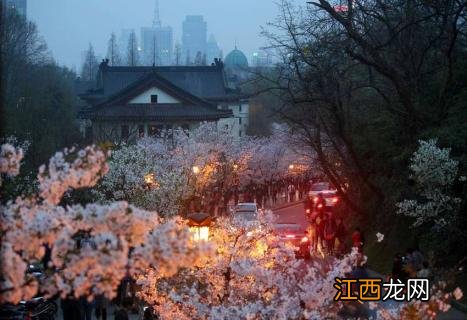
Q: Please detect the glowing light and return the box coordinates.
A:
[332,197,339,204]
[190,226,209,242]
[144,173,160,188]
[301,236,309,243]
[144,173,155,184]
[289,164,295,170]
[192,166,200,174]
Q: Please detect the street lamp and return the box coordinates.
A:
[187,212,212,242]
[144,173,160,189]
[144,173,155,185]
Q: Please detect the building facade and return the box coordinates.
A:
[141,26,173,66]
[182,15,207,64]
[78,60,249,143]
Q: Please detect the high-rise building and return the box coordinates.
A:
[119,29,134,55]
[141,26,173,66]
[252,48,274,67]
[182,15,207,64]
[206,34,222,66]
[3,0,27,17]
[141,0,173,66]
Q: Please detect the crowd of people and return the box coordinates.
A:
[304,193,355,257]
[304,192,431,283]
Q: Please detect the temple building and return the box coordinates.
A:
[78,59,249,143]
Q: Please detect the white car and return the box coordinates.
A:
[308,182,339,207]
[231,203,260,227]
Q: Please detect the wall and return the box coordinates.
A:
[129,87,180,104]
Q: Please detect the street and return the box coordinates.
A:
[272,200,308,230]
[271,201,467,320]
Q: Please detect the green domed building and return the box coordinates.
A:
[224,47,249,68]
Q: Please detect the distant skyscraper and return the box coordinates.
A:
[141,0,173,66]
[252,48,274,67]
[206,34,221,65]
[119,29,134,54]
[3,0,27,17]
[182,15,207,64]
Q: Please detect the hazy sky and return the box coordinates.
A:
[28,0,281,69]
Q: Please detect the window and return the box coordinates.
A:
[239,130,242,137]
[239,104,242,112]
[138,125,145,138]
[121,125,129,141]
[239,117,242,125]
[151,94,158,104]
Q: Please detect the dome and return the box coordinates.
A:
[224,47,249,68]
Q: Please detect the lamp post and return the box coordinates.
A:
[186,212,212,242]
[144,172,160,189]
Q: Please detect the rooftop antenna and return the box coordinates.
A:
[153,0,161,28]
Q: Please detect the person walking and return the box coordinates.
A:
[334,217,346,256]
[79,296,94,320]
[351,227,364,252]
[94,294,108,320]
[391,253,409,282]
[314,193,325,211]
[307,219,318,254]
[316,214,325,256]
[323,215,337,255]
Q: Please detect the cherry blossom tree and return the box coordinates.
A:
[0,144,211,304]
[136,213,463,320]
[0,142,463,319]
[396,139,462,227]
[97,123,314,216]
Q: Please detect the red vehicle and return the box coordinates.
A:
[273,222,310,259]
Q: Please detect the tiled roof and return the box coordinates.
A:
[84,65,234,101]
[81,103,233,121]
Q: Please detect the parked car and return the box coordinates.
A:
[273,222,310,259]
[231,203,260,228]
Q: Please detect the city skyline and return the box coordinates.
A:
[27,0,279,69]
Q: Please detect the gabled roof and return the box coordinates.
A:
[79,62,238,122]
[81,63,239,105]
[97,70,216,108]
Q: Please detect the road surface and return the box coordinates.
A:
[272,200,308,229]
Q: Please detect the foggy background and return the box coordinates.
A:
[28,0,280,69]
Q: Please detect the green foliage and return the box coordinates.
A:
[1,6,83,200]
